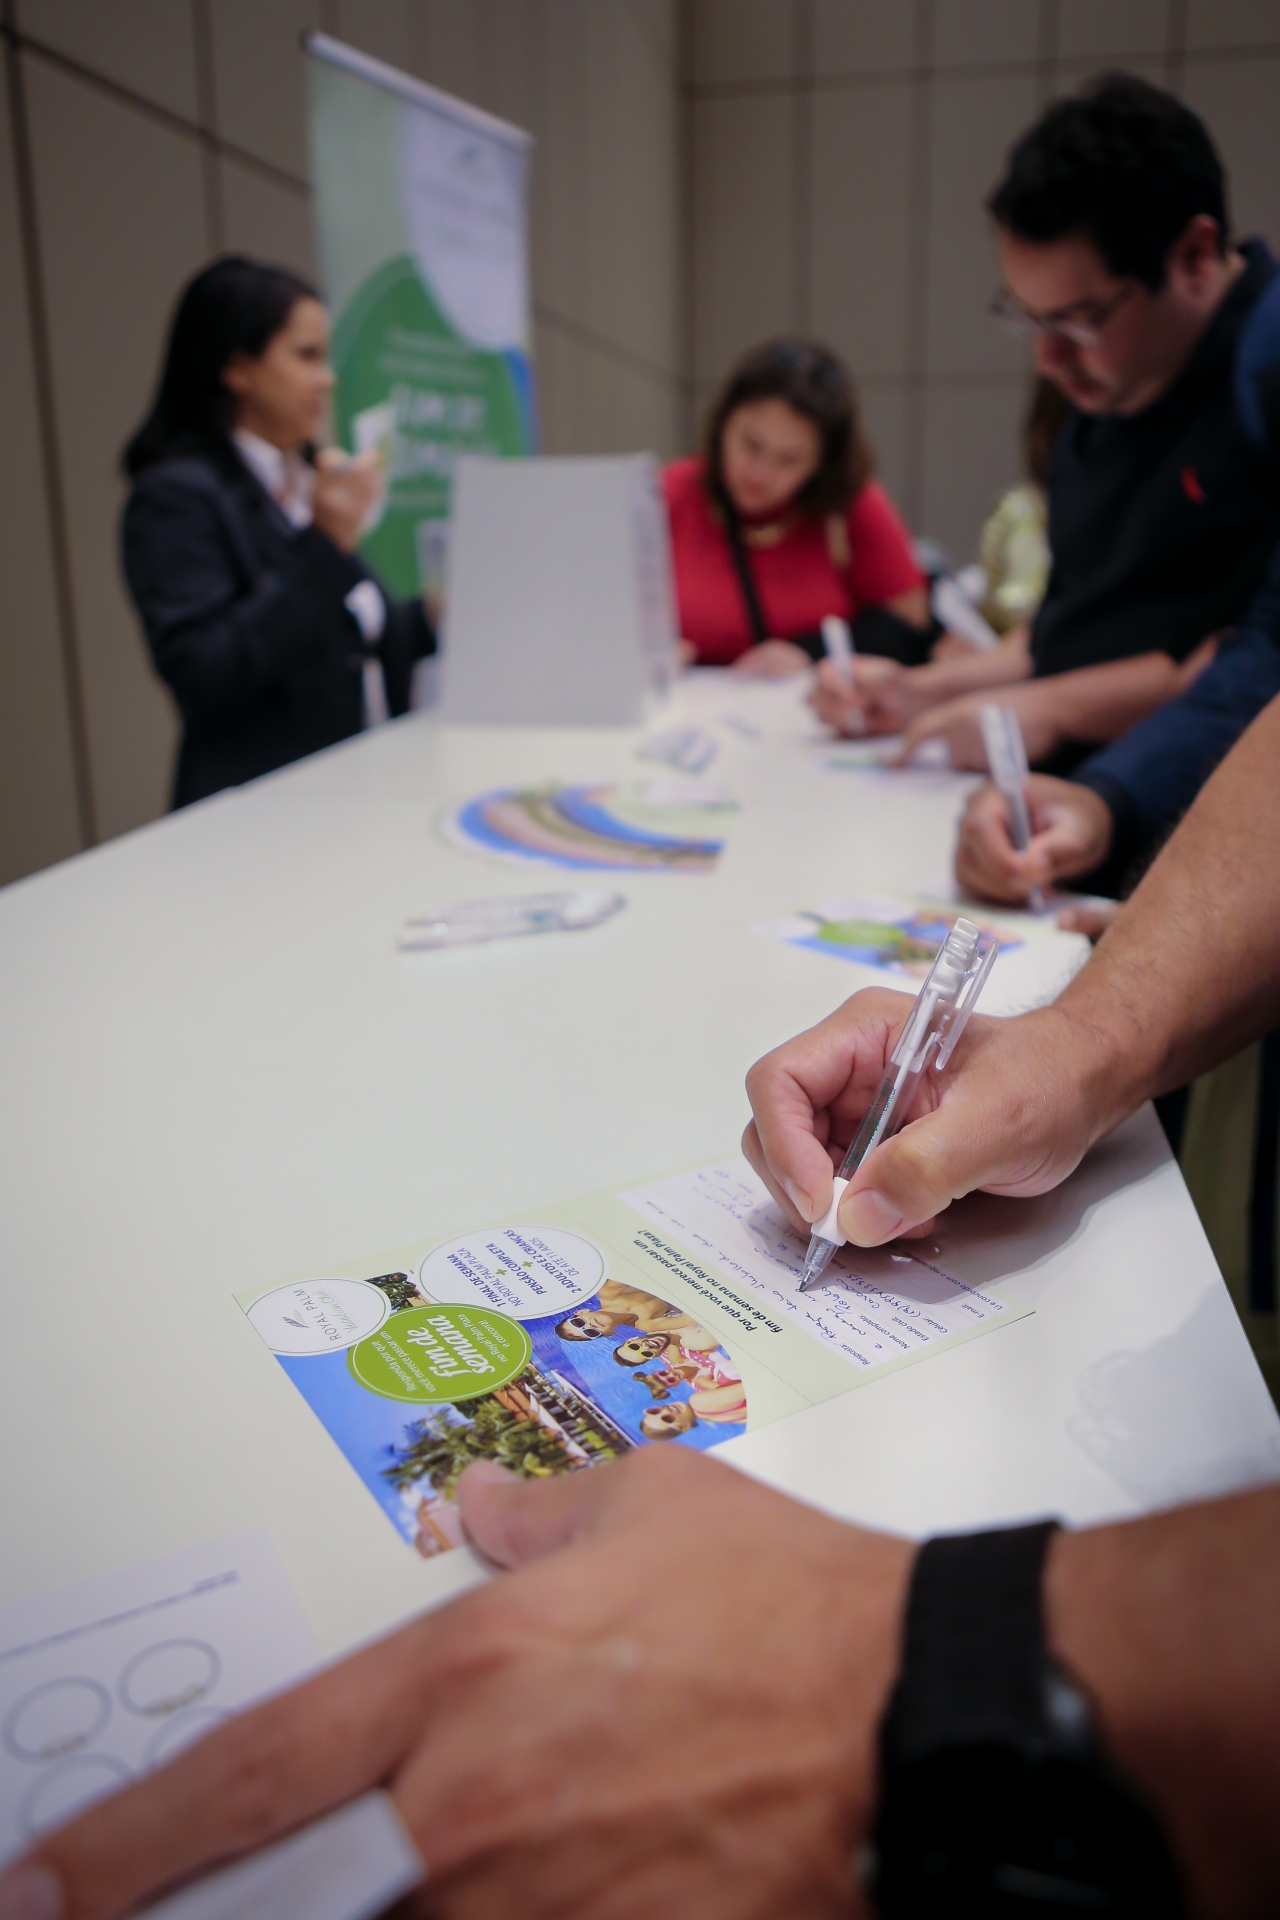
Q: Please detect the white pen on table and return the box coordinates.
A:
[979,702,1046,915]
[821,615,863,734]
[798,917,997,1291]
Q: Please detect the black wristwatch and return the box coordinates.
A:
[868,1521,1185,1916]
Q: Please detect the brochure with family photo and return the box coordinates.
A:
[236,1158,1031,1558]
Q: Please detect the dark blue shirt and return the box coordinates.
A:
[1073,547,1280,880]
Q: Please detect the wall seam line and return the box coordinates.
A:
[688,55,1053,101]
[677,0,696,448]
[4,26,310,196]
[790,0,814,335]
[190,0,225,250]
[901,0,935,530]
[533,300,680,388]
[0,11,97,847]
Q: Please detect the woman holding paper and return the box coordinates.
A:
[663,339,930,676]
[122,257,434,808]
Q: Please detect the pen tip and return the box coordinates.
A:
[799,1239,833,1291]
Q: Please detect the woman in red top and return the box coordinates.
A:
[664,338,929,674]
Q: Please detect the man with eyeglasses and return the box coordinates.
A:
[813,74,1280,775]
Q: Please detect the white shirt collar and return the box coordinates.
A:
[233,428,314,528]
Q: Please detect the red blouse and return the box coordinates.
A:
[663,456,924,666]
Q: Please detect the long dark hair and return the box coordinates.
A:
[123,256,318,477]
[702,337,874,519]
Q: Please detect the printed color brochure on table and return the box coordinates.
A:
[237,1160,1030,1559]
[442,780,733,872]
[756,895,1088,1013]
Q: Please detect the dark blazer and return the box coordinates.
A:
[122,443,434,808]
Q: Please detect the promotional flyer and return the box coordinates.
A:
[238,1160,1030,1559]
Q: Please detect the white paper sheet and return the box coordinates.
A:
[618,1160,1023,1375]
[0,1535,317,1867]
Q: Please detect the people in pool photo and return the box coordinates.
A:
[617,1326,748,1433]
[544,1283,748,1444]
[642,1402,697,1439]
[612,1332,675,1368]
[554,1279,703,1343]
[639,1375,748,1439]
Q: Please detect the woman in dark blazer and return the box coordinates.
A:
[122,256,434,808]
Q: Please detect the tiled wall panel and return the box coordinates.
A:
[0,64,83,883]
[691,90,794,381]
[24,56,202,836]
[16,0,200,119]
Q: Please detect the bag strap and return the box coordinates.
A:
[716,488,770,647]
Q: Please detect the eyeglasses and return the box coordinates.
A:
[989,282,1138,349]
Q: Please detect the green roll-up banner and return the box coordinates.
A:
[305,35,536,599]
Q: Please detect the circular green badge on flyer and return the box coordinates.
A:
[347,1304,531,1403]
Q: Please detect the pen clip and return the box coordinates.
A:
[935,931,998,1069]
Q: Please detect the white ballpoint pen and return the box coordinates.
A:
[980,702,1047,914]
[821,614,856,680]
[798,917,997,1291]
[821,615,865,734]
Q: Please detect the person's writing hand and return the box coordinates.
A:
[742,986,1106,1248]
[809,656,927,737]
[955,775,1115,904]
[732,638,812,678]
[312,448,382,551]
[896,685,1065,773]
[0,1450,911,1920]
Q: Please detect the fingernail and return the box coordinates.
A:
[840,1188,904,1245]
[0,1866,63,1920]
[783,1177,816,1223]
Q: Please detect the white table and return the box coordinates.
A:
[2,673,1276,1662]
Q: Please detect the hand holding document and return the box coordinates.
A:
[0,1452,914,1920]
[0,1541,423,1917]
[139,1796,420,1920]
[0,1536,317,1869]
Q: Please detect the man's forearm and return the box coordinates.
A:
[1055,689,1280,1113]
[1028,651,1187,746]
[910,627,1032,703]
[1046,1485,1280,1919]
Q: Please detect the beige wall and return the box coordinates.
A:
[688,0,1280,562]
[0,0,683,885]
[4,0,1280,888]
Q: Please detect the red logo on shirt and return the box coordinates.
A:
[1181,465,1206,504]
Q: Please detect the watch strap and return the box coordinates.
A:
[873,1521,1187,1917]
[883,1520,1067,1768]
